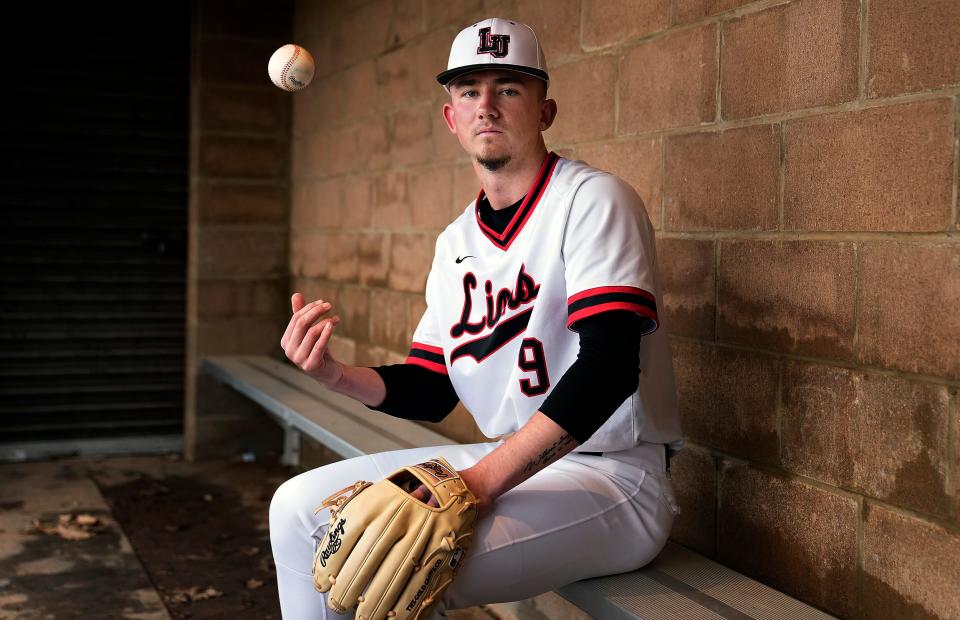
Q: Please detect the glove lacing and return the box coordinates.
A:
[449,489,476,516]
[314,480,372,521]
[410,487,477,573]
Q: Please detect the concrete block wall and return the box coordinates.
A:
[287,1,959,617]
[185,0,294,459]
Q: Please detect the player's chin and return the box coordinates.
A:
[473,141,510,162]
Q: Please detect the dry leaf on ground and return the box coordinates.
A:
[32,513,100,540]
[167,585,224,604]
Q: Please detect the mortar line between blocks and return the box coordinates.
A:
[775,354,784,470]
[660,135,666,231]
[778,123,786,231]
[948,389,957,523]
[578,0,586,58]
[852,243,862,359]
[614,51,622,138]
[952,96,959,231]
[713,239,721,343]
[856,495,865,620]
[858,0,870,101]
[716,21,723,123]
[714,451,721,558]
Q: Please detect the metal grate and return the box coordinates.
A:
[0,5,189,451]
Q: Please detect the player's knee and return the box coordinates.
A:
[268,474,309,539]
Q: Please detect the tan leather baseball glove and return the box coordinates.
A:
[312,456,479,620]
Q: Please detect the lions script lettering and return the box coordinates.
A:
[451,265,540,338]
[319,518,346,567]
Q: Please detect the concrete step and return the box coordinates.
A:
[0,459,170,619]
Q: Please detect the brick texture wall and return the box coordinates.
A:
[185,0,293,459]
[288,1,959,617]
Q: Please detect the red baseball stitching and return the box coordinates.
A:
[282,45,301,90]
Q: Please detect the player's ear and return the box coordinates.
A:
[442,102,458,134]
[539,98,557,132]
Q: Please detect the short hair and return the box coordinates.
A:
[535,79,548,101]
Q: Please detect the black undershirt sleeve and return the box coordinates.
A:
[539,311,643,444]
[365,364,458,423]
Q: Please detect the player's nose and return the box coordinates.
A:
[475,89,499,118]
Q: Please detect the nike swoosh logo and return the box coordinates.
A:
[455,255,475,264]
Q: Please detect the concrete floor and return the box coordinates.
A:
[0,455,587,620]
[0,457,170,619]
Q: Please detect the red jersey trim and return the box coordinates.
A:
[474,152,560,251]
[567,303,659,326]
[567,285,656,304]
[406,342,447,374]
[410,342,443,355]
[566,286,659,334]
[405,356,448,375]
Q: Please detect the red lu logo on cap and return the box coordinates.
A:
[476,27,510,58]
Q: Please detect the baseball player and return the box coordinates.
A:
[271,18,683,619]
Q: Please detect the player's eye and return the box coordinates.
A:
[500,88,519,96]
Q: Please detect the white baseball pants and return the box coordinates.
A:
[269,440,679,619]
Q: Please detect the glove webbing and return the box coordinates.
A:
[316,480,373,521]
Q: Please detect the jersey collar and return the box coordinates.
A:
[474,152,560,251]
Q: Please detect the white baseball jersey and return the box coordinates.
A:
[405,154,683,453]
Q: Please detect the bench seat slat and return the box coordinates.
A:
[239,356,454,448]
[651,544,835,620]
[202,356,453,458]
[559,569,728,620]
[558,542,836,620]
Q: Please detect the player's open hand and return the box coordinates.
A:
[281,293,343,387]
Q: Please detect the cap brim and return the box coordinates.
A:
[437,64,549,87]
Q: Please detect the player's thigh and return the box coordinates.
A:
[268,442,500,570]
[441,456,675,610]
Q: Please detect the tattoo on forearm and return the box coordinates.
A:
[521,433,576,475]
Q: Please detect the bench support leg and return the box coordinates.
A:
[282,425,301,467]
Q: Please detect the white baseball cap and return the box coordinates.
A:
[437,18,549,90]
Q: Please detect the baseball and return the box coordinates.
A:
[268,44,315,92]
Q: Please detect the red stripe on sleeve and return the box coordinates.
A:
[567,285,655,305]
[566,302,659,329]
[410,342,444,355]
[405,356,448,375]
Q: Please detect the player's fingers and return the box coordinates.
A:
[297,315,340,365]
[410,485,429,504]
[282,300,331,352]
[409,484,439,508]
[282,296,318,349]
[329,509,409,612]
[357,524,431,620]
[301,318,339,374]
[281,294,308,349]
[294,316,339,365]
